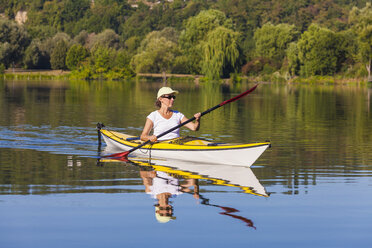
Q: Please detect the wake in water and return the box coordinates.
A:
[0,124,129,157]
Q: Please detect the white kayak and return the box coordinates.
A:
[100,129,271,167]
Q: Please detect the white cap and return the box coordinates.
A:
[157,87,179,99]
[155,206,176,223]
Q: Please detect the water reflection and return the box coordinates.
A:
[140,169,195,223]
[100,156,268,226]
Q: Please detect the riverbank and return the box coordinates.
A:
[3,69,70,80]
[1,69,370,84]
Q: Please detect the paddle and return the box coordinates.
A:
[104,84,258,159]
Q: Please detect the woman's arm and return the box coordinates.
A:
[140,118,157,142]
[182,112,201,131]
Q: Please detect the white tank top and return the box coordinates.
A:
[148,171,182,198]
[147,110,185,140]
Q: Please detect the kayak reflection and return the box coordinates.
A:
[140,169,197,223]
[99,156,269,226]
[129,157,269,197]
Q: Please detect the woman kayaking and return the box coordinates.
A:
[140,86,201,142]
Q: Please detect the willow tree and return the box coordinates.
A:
[202,26,240,79]
[179,9,233,75]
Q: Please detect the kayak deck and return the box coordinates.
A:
[100,129,270,166]
[101,129,269,150]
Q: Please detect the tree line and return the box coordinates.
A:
[0,0,371,80]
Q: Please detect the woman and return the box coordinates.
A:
[140,87,201,142]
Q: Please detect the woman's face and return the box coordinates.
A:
[160,94,176,107]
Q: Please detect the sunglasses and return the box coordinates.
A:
[157,206,173,211]
[162,95,176,100]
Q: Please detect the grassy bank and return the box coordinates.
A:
[1,69,370,85]
[2,69,70,80]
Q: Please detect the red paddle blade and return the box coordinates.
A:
[108,156,130,162]
[220,84,258,106]
[104,150,130,158]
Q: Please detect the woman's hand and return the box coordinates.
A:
[149,135,157,142]
[182,113,201,131]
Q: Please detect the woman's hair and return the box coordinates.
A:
[155,99,162,108]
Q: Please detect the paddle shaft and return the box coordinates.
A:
[107,84,258,157]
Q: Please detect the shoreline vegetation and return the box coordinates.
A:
[0,1,371,84]
[1,69,370,85]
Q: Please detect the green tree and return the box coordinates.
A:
[125,36,141,55]
[23,40,43,69]
[0,43,12,68]
[0,63,5,74]
[131,34,179,74]
[254,23,299,64]
[62,0,90,23]
[349,3,372,80]
[111,49,134,78]
[74,30,89,46]
[286,42,300,76]
[87,29,122,50]
[180,9,232,49]
[50,40,69,70]
[91,46,115,74]
[179,9,234,75]
[139,27,179,48]
[202,26,240,79]
[41,32,72,56]
[66,44,88,70]
[297,24,344,76]
[62,0,91,35]
[82,0,132,34]
[0,18,30,67]
[39,0,64,31]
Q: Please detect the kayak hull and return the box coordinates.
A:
[100,129,270,167]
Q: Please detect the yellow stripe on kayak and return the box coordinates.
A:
[101,129,270,151]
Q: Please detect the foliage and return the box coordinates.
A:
[179,9,235,75]
[202,26,240,79]
[41,32,72,56]
[180,9,232,50]
[90,46,114,74]
[297,24,345,76]
[87,29,122,50]
[69,45,134,80]
[254,23,299,63]
[1,0,372,80]
[131,29,180,73]
[124,36,141,55]
[349,3,372,79]
[50,40,69,70]
[70,47,133,80]
[65,44,88,70]
[74,30,89,46]
[286,42,300,77]
[0,18,30,67]
[23,40,43,69]
[241,57,277,76]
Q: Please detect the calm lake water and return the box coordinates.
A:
[1,79,372,248]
